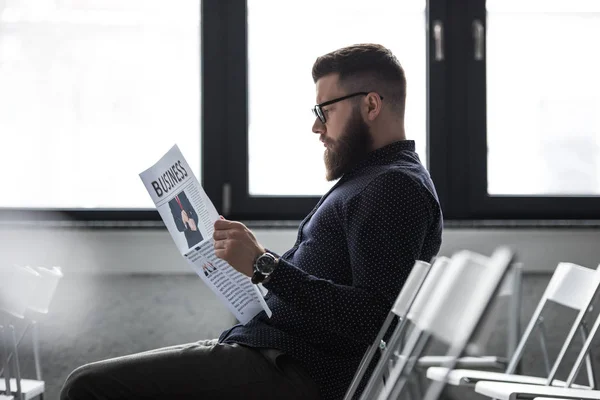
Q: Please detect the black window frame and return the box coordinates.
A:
[2,0,600,225]
[461,0,600,220]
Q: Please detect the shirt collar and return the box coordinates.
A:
[346,140,416,175]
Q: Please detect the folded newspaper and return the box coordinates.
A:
[139,144,271,324]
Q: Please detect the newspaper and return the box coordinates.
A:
[139,144,271,324]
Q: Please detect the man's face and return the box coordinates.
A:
[313,74,372,181]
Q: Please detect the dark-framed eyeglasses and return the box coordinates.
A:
[311,92,383,124]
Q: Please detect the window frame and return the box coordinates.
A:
[462,0,600,220]
[2,0,600,224]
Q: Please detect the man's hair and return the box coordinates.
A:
[312,43,407,117]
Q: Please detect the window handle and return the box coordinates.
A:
[433,20,444,61]
[473,19,484,61]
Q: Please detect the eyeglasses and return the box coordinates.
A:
[312,92,383,124]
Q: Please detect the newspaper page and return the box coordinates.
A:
[139,144,271,324]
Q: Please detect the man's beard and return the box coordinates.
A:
[324,109,372,181]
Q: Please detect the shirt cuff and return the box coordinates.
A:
[262,257,305,297]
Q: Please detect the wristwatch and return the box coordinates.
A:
[251,252,278,284]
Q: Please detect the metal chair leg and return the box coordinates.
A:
[32,321,42,382]
[9,325,23,400]
[579,321,597,389]
[1,325,12,396]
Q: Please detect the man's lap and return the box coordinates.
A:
[60,339,320,400]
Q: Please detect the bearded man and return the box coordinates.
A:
[61,43,443,400]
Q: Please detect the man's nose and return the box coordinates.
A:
[312,118,325,134]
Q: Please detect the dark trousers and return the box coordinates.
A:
[60,339,321,400]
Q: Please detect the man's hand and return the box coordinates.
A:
[181,210,189,227]
[188,218,197,231]
[213,217,265,277]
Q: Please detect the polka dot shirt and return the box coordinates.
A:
[219,140,443,399]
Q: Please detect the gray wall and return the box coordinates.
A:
[2,226,600,274]
[3,226,600,399]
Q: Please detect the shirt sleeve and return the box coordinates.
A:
[262,171,435,344]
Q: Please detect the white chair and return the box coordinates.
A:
[417,261,523,370]
[365,247,515,400]
[1,265,40,400]
[1,266,63,400]
[475,381,600,400]
[534,398,577,400]
[427,262,600,389]
[344,259,434,400]
[353,256,451,399]
[474,304,600,400]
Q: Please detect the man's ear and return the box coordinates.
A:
[365,92,383,121]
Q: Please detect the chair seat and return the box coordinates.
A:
[0,395,14,400]
[0,379,45,400]
[475,381,598,400]
[427,367,589,389]
[417,355,507,369]
[533,397,576,400]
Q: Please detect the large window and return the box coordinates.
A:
[247,0,427,196]
[4,0,600,223]
[446,0,600,220]
[0,0,200,210]
[487,0,600,196]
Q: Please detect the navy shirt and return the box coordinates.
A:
[219,140,443,399]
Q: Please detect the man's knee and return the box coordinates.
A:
[60,364,103,400]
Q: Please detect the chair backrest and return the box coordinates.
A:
[406,256,453,321]
[545,262,599,309]
[376,247,514,400]
[565,296,600,386]
[544,263,600,384]
[0,265,40,318]
[346,258,441,400]
[498,262,522,296]
[466,261,523,357]
[505,262,600,374]
[416,248,513,347]
[27,266,63,314]
[391,260,432,317]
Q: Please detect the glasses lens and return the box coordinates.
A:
[316,106,325,123]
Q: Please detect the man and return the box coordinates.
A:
[60,43,442,400]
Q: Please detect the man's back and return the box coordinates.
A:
[220,140,443,400]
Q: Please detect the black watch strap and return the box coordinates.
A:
[251,271,266,284]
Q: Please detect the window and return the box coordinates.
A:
[445,0,600,220]
[487,0,600,196]
[0,0,200,210]
[247,0,427,196]
[4,0,599,223]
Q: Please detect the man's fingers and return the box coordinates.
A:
[213,229,240,241]
[213,229,227,240]
[214,249,226,260]
[214,219,243,230]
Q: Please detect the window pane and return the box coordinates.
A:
[0,0,200,209]
[487,0,600,195]
[248,0,427,196]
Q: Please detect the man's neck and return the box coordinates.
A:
[370,130,406,151]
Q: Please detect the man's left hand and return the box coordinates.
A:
[213,218,265,277]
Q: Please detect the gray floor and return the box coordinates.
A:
[5,273,600,400]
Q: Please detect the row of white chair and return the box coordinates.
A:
[0,265,63,400]
[345,247,600,400]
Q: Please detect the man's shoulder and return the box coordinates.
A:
[339,165,440,218]
[353,165,430,198]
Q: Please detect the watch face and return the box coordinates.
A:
[256,253,277,275]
